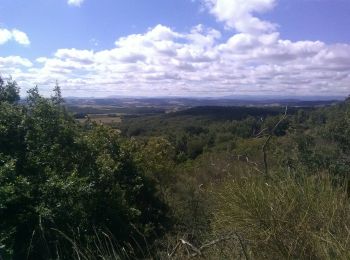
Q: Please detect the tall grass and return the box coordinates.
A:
[50,169,350,259]
[53,228,151,260]
[213,171,350,259]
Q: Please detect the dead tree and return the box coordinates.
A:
[256,107,288,176]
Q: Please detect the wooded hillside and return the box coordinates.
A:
[1,77,350,259]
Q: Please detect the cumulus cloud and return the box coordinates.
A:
[0,56,33,78]
[1,0,350,97]
[11,30,31,45]
[0,29,12,45]
[0,56,33,67]
[203,0,277,34]
[0,28,30,45]
[67,0,85,7]
[4,23,350,97]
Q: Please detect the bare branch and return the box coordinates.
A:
[168,232,249,259]
[180,239,202,256]
[168,241,181,257]
[262,106,288,175]
[255,127,269,138]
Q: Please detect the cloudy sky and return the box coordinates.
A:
[1,0,350,97]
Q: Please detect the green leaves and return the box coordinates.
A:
[0,77,20,104]
[0,84,169,258]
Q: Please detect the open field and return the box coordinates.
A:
[77,114,122,124]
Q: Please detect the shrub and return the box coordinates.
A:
[213,171,350,259]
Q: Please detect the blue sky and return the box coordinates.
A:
[1,0,350,97]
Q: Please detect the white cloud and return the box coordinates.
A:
[0,56,33,67]
[0,56,33,77]
[0,28,30,45]
[4,23,350,97]
[0,29,12,45]
[203,0,277,34]
[67,0,85,7]
[11,29,30,45]
[1,1,350,97]
[55,48,94,64]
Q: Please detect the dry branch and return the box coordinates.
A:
[168,232,249,259]
[262,106,288,175]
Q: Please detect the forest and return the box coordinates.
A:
[1,77,350,259]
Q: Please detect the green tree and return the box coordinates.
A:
[51,81,64,106]
[0,83,170,259]
[0,77,20,104]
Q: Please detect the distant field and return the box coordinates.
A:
[69,104,168,126]
[77,114,122,125]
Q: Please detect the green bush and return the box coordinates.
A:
[213,171,350,259]
[0,82,170,259]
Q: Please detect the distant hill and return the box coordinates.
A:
[65,97,341,117]
[169,106,286,121]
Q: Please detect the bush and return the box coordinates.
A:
[0,84,170,259]
[213,171,350,259]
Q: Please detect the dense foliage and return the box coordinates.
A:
[118,92,350,258]
[0,78,169,259]
[1,76,350,259]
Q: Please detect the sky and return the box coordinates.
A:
[1,0,350,97]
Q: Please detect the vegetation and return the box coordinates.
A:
[1,76,350,259]
[214,172,350,259]
[0,78,169,259]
